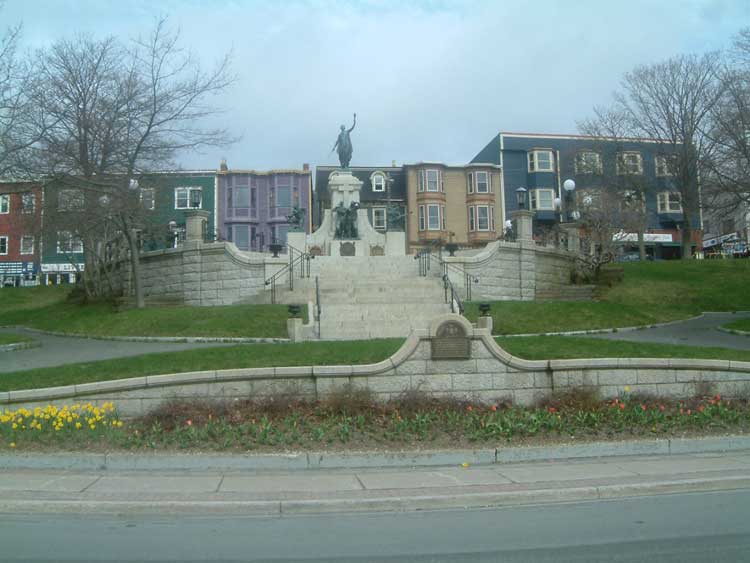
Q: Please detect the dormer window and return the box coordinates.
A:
[528,150,554,172]
[371,172,386,192]
[575,151,602,174]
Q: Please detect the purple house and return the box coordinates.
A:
[217,161,312,252]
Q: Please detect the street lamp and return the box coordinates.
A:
[563,179,576,222]
[515,187,527,210]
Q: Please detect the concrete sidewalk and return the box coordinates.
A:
[3,450,750,515]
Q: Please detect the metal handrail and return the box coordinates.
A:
[430,252,479,301]
[315,275,322,339]
[415,239,443,276]
[264,243,314,304]
[442,273,464,314]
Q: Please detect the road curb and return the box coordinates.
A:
[3,436,750,471]
[0,340,40,353]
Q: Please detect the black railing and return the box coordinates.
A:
[264,243,313,304]
[415,239,443,276]
[315,275,322,339]
[429,251,479,302]
[442,273,464,314]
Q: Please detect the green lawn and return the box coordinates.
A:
[466,260,750,335]
[0,339,404,392]
[0,333,33,346]
[497,335,750,362]
[0,286,304,338]
[724,318,750,333]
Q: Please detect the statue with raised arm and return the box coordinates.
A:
[331,113,356,169]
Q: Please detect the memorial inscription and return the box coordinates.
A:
[431,320,471,360]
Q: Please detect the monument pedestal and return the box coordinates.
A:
[297,170,405,256]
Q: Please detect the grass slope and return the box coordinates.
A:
[724,318,750,333]
[0,333,33,346]
[466,260,750,335]
[0,286,302,338]
[0,339,404,392]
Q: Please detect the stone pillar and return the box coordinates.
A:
[563,223,581,253]
[511,210,534,242]
[185,210,210,242]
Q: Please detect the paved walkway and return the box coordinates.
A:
[0,328,233,373]
[586,312,750,350]
[1,450,749,515]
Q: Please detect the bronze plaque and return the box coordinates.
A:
[308,245,323,256]
[431,320,471,360]
[370,245,385,256]
[340,242,356,256]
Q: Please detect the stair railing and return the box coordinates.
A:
[431,253,478,302]
[315,275,322,339]
[442,273,465,314]
[264,242,314,304]
[415,239,443,277]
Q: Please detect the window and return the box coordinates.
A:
[233,225,250,250]
[617,152,643,175]
[426,169,440,192]
[175,187,202,209]
[276,186,291,208]
[530,188,555,210]
[427,204,440,230]
[477,206,490,231]
[58,189,84,211]
[418,205,426,230]
[621,189,645,212]
[441,205,446,230]
[469,207,475,231]
[56,231,83,254]
[371,172,386,192]
[475,171,489,193]
[140,188,155,210]
[20,235,34,255]
[0,236,7,254]
[21,192,35,213]
[0,194,9,213]
[575,152,602,174]
[372,207,386,230]
[655,155,676,177]
[657,191,682,213]
[467,173,473,194]
[528,150,554,172]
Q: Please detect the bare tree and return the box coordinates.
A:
[32,18,234,306]
[702,29,750,231]
[585,53,723,259]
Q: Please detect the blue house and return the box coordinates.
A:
[471,132,701,259]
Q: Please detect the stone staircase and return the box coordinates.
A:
[270,256,451,340]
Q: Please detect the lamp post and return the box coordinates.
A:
[515,187,527,210]
[563,179,576,221]
[562,179,581,252]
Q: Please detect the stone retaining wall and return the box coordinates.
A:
[3,315,749,418]
[445,241,575,301]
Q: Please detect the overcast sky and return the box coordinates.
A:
[4,0,749,171]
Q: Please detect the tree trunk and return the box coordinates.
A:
[124,228,145,309]
[637,230,646,261]
[682,213,693,260]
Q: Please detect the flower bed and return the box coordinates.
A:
[2,389,750,451]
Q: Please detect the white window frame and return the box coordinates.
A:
[575,151,603,174]
[528,150,554,172]
[56,231,83,254]
[372,207,387,230]
[655,155,675,177]
[476,205,491,231]
[426,169,440,192]
[418,205,426,231]
[658,191,682,213]
[617,151,644,175]
[0,235,7,255]
[467,173,474,194]
[140,188,155,210]
[0,194,10,214]
[426,204,441,230]
[21,192,35,214]
[475,171,489,193]
[20,235,34,255]
[441,205,446,230]
[371,172,386,193]
[469,206,475,231]
[174,186,203,210]
[530,188,556,211]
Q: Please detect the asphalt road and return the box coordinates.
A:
[587,311,750,350]
[2,490,749,562]
[0,327,234,373]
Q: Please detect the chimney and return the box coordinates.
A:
[219,158,228,172]
[302,163,310,171]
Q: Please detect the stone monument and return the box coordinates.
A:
[287,115,405,256]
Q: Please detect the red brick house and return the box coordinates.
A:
[0,182,42,286]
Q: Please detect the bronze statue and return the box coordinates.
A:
[286,206,306,232]
[331,113,356,169]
